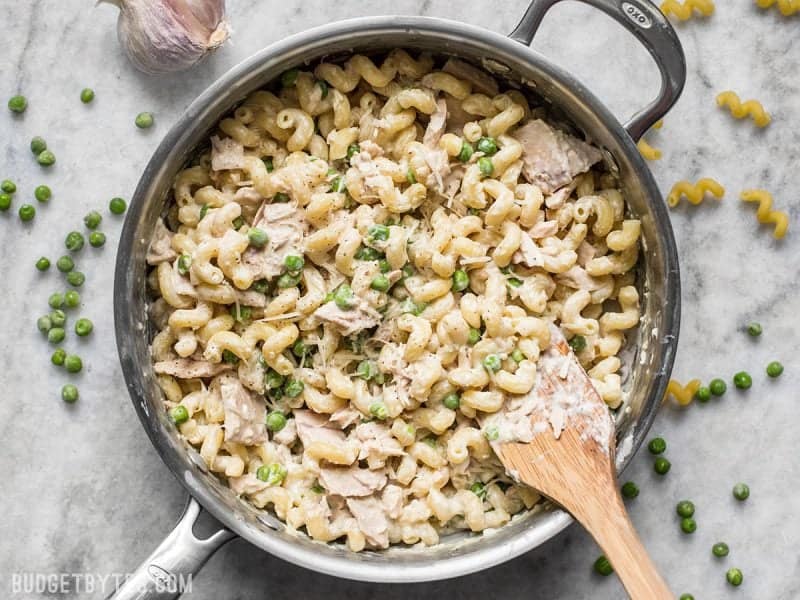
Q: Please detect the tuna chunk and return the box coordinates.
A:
[211,136,245,171]
[243,203,305,281]
[442,57,499,97]
[355,422,405,463]
[512,119,603,194]
[313,301,381,336]
[422,99,451,193]
[346,496,390,548]
[216,374,268,445]
[146,219,177,265]
[319,465,387,497]
[423,98,448,148]
[153,358,233,379]
[228,474,270,496]
[294,410,347,447]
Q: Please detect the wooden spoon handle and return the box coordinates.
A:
[576,492,673,600]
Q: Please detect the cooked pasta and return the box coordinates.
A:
[147,50,642,552]
[660,0,715,19]
[740,189,789,239]
[666,178,725,208]
[716,91,771,128]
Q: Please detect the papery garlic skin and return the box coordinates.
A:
[103,0,230,74]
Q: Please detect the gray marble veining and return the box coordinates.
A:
[0,1,798,599]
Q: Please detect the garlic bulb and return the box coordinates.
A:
[103,0,230,74]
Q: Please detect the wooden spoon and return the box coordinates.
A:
[494,328,673,599]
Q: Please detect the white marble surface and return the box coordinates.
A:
[1,1,798,599]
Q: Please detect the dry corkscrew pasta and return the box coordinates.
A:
[663,378,701,406]
[660,0,715,19]
[147,50,643,551]
[666,178,725,208]
[755,0,800,16]
[716,91,771,128]
[740,189,789,239]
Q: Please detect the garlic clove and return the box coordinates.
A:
[101,0,230,75]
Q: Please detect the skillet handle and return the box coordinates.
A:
[106,498,235,600]
[509,0,686,141]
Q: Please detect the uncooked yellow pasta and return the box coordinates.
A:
[660,0,715,19]
[740,189,789,239]
[666,178,725,207]
[663,379,701,406]
[716,91,771,128]
[755,0,800,15]
[147,50,642,553]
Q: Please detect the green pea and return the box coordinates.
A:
[248,227,269,248]
[648,437,666,454]
[221,349,240,365]
[1,179,16,193]
[401,263,415,279]
[766,361,783,378]
[593,555,613,576]
[355,360,379,381]
[263,156,274,172]
[277,272,301,288]
[654,457,671,475]
[483,354,502,373]
[291,339,307,357]
[0,193,11,210]
[478,156,494,177]
[50,309,66,327]
[709,378,726,396]
[484,426,499,441]
[370,274,390,292]
[676,500,695,518]
[378,259,391,273]
[30,136,47,155]
[35,257,51,271]
[51,348,66,366]
[346,143,360,162]
[733,371,752,389]
[232,216,244,230]
[89,231,106,247]
[35,185,52,202]
[316,79,329,98]
[272,192,290,203]
[75,318,93,337]
[66,271,85,287]
[732,483,749,501]
[329,175,346,194]
[175,255,192,276]
[109,197,127,214]
[266,411,287,432]
[406,169,417,185]
[65,231,85,252]
[470,481,487,499]
[511,348,525,363]
[679,595,694,600]
[354,246,383,261]
[726,568,743,587]
[451,269,470,292]
[695,386,711,403]
[84,211,102,230]
[369,402,388,420]
[57,255,74,272]
[284,378,304,398]
[80,88,95,103]
[48,327,66,344]
[37,315,53,333]
[169,405,189,424]
[747,321,762,337]
[333,284,356,310]
[507,277,523,288]
[621,481,639,499]
[18,204,35,221]
[680,517,696,534]
[61,384,79,403]
[476,136,498,156]
[37,151,56,166]
[712,542,729,557]
[256,463,287,486]
[311,482,325,493]
[442,393,460,410]
[284,254,305,273]
[64,354,82,373]
[457,141,474,163]
[48,293,65,309]
[281,69,299,87]
[368,224,390,242]
[8,95,27,113]
[467,328,481,345]
[265,369,285,390]
[135,112,154,128]
[569,335,587,353]
[199,204,210,220]
[64,290,80,308]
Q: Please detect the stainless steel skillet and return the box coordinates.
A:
[111,1,684,597]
